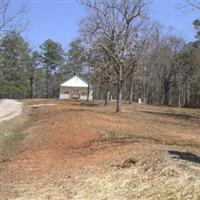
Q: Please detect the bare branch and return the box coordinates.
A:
[187,0,200,9]
[0,0,27,35]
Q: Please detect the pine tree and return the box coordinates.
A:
[0,31,30,98]
[40,39,64,97]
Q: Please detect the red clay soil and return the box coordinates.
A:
[1,101,118,178]
[1,99,200,199]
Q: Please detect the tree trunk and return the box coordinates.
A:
[30,77,34,98]
[183,81,189,106]
[163,80,170,105]
[129,76,134,104]
[116,66,122,112]
[95,86,99,100]
[187,85,190,106]
[143,82,149,104]
[30,68,36,98]
[178,84,181,107]
[116,83,122,112]
[104,89,110,106]
[46,66,50,98]
[87,85,90,102]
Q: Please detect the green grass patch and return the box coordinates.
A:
[0,110,37,157]
[165,191,179,200]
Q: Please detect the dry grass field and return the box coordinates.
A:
[1,99,200,200]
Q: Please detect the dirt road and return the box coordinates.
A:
[0,99,22,123]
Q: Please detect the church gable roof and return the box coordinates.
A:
[60,75,88,88]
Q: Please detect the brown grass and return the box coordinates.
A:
[0,99,200,199]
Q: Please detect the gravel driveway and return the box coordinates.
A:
[0,99,22,123]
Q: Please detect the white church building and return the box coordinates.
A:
[59,75,93,100]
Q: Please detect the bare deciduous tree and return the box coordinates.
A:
[80,0,149,112]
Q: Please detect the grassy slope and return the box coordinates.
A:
[0,101,36,158]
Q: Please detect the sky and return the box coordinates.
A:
[11,0,200,50]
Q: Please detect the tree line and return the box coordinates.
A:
[0,33,84,99]
[0,0,199,112]
[78,0,200,111]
